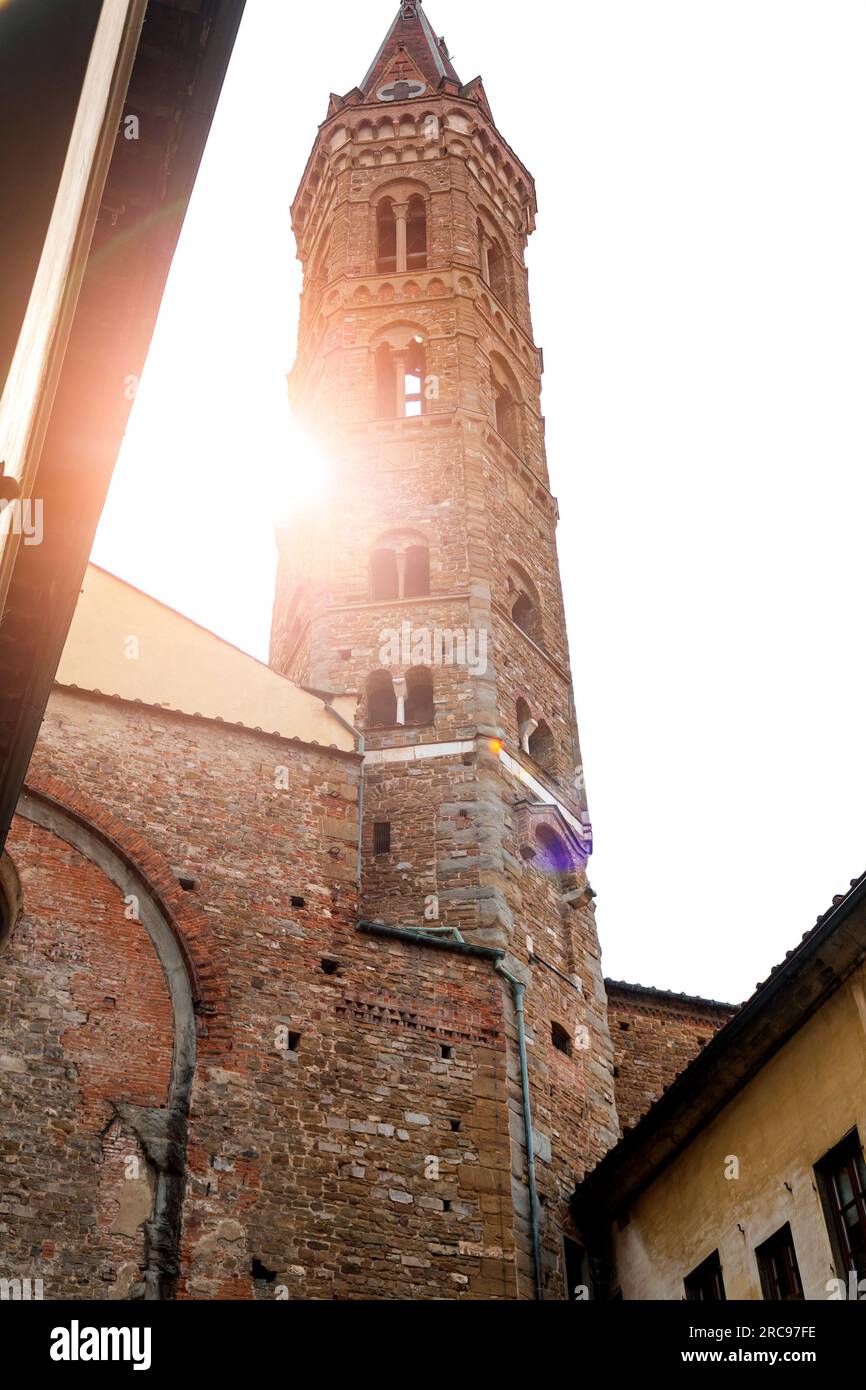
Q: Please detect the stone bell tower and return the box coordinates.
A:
[271,1,619,1295]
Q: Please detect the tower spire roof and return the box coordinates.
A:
[360,1,461,101]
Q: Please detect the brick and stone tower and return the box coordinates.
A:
[271,2,619,1296]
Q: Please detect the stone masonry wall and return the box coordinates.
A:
[606,982,737,1133]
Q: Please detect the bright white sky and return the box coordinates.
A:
[92,1,866,1004]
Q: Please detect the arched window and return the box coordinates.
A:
[371,549,400,601]
[528,719,556,773]
[508,564,542,646]
[511,591,535,634]
[516,697,536,754]
[373,336,426,419]
[377,198,397,273]
[404,545,430,598]
[366,670,398,728]
[405,666,435,726]
[406,195,428,271]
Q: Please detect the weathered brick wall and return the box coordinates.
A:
[606,982,737,1133]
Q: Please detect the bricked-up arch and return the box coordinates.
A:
[11,778,227,1299]
[18,776,230,1056]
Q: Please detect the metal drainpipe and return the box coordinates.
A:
[323,702,365,889]
[497,960,544,1302]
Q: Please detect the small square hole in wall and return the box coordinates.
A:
[618,1020,630,1031]
[551,1021,573,1057]
[442,1200,452,1212]
[250,1258,276,1284]
[291,896,305,909]
[440,1044,453,1060]
[321,958,339,976]
[339,650,352,662]
[373,822,391,855]
[177,875,197,892]
[287,1032,301,1053]
[449,1118,461,1133]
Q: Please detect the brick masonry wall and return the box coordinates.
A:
[606,983,737,1133]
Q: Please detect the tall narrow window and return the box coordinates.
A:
[371,549,400,601]
[488,239,509,309]
[756,1225,804,1301]
[478,220,490,285]
[366,671,398,728]
[684,1251,726,1301]
[404,337,425,418]
[512,591,535,638]
[404,545,430,598]
[494,383,519,452]
[406,195,427,271]
[817,1131,866,1285]
[375,343,397,417]
[405,666,434,726]
[373,822,392,855]
[377,198,397,273]
[528,719,556,773]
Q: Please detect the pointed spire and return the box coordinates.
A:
[360,1,461,102]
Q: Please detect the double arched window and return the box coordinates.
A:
[365,667,435,729]
[373,327,427,419]
[376,193,428,274]
[370,536,430,601]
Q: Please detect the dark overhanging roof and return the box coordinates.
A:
[605,978,737,1013]
[575,867,866,1223]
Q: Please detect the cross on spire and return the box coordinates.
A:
[360,1,461,98]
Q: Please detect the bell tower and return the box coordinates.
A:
[271,1,619,1295]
